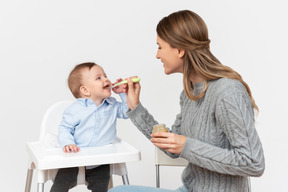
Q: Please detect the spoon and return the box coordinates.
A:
[110,78,140,89]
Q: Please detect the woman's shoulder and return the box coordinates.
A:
[211,77,243,87]
[208,78,247,99]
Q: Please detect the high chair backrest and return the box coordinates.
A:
[155,147,188,188]
[39,100,74,143]
[155,147,188,166]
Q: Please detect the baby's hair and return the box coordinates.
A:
[68,62,98,98]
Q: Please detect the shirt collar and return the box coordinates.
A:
[77,97,115,107]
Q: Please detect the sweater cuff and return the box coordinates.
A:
[179,137,194,159]
[126,102,144,119]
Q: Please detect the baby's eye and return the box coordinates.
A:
[96,77,101,80]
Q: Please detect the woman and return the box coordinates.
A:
[110,10,265,192]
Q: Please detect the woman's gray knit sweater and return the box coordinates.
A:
[127,78,265,192]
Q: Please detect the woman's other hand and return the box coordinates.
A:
[150,132,187,154]
[124,76,141,110]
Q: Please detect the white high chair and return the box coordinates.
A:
[25,100,141,192]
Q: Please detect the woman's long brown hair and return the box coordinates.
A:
[156,10,258,112]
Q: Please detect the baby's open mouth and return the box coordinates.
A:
[103,84,111,89]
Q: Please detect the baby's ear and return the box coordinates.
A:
[80,86,90,96]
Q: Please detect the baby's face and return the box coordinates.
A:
[82,65,112,101]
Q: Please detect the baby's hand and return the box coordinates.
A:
[63,144,80,153]
[112,78,127,94]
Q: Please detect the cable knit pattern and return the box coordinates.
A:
[127,78,265,192]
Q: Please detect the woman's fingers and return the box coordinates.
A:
[151,132,186,154]
[151,132,170,138]
[153,143,179,154]
[127,76,141,110]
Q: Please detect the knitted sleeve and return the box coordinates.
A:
[127,103,158,139]
[127,92,185,159]
[180,93,265,177]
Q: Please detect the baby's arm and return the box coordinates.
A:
[116,91,129,119]
[63,144,80,153]
[58,106,80,152]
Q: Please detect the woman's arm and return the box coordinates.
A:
[125,76,159,138]
[127,103,159,139]
[151,91,186,158]
[180,93,265,177]
[128,91,186,159]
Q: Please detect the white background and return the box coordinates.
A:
[1,0,287,191]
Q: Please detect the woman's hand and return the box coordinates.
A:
[124,76,141,110]
[112,78,125,94]
[63,144,80,153]
[150,132,187,154]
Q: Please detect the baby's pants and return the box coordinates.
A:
[50,164,110,192]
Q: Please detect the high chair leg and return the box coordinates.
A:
[25,169,33,192]
[156,165,160,188]
[122,175,129,185]
[108,175,113,189]
[37,183,44,192]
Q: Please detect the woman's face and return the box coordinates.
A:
[156,35,184,75]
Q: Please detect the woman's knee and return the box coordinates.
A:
[108,185,168,192]
[108,185,128,192]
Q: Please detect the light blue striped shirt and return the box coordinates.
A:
[58,93,128,148]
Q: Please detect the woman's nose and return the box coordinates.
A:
[156,50,160,59]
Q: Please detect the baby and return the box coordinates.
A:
[50,62,128,192]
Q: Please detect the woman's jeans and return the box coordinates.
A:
[108,185,187,192]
